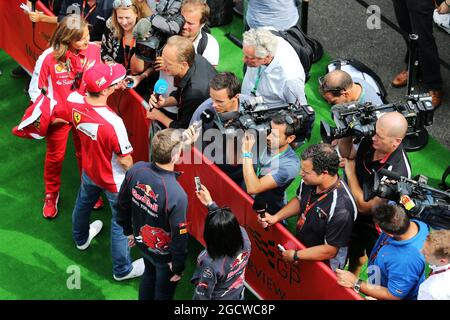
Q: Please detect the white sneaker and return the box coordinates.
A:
[113,258,145,281]
[76,220,103,250]
[433,9,450,34]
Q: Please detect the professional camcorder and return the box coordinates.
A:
[218,96,315,144]
[364,169,450,230]
[320,94,434,146]
[134,1,185,63]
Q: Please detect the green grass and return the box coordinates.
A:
[1,13,449,300]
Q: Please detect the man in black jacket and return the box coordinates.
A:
[117,128,189,300]
[147,35,217,129]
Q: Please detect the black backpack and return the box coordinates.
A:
[270,24,324,82]
[327,58,388,103]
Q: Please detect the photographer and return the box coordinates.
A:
[319,70,382,107]
[259,143,357,270]
[241,28,307,109]
[241,112,300,216]
[192,184,251,300]
[146,35,216,129]
[336,203,429,300]
[343,112,412,276]
[319,69,383,160]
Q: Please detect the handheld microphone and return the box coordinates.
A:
[133,18,152,40]
[253,197,268,231]
[30,0,37,11]
[153,79,169,102]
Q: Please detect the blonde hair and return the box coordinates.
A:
[427,230,450,260]
[166,35,195,66]
[133,0,153,17]
[181,0,210,24]
[111,5,144,39]
[49,14,90,63]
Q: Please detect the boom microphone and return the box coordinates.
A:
[253,197,268,231]
[133,18,152,40]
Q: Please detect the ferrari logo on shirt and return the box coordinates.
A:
[73,112,81,124]
[55,64,66,73]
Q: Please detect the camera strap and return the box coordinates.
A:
[368,233,390,264]
[250,66,263,96]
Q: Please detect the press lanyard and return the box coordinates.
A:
[303,180,340,217]
[368,233,390,264]
[81,0,97,20]
[122,37,136,70]
[256,148,288,177]
[48,0,54,12]
[362,152,389,175]
[250,66,262,96]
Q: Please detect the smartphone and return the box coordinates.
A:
[277,244,286,253]
[194,176,202,192]
[125,76,134,88]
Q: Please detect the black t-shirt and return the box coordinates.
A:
[41,0,63,14]
[58,0,113,42]
[354,137,412,222]
[296,179,357,249]
[169,54,217,129]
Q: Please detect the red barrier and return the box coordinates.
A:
[176,147,362,300]
[2,1,362,299]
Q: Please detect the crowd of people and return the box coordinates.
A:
[8,0,450,301]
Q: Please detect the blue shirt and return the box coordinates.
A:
[246,0,299,31]
[368,220,429,300]
[254,146,300,214]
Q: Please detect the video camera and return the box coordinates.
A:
[218,96,315,144]
[364,169,450,230]
[320,94,434,146]
[134,2,185,63]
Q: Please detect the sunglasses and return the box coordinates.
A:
[113,0,133,9]
[318,75,345,94]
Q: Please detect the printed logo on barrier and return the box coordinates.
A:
[138,225,170,254]
[246,226,301,300]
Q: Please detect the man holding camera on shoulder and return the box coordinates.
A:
[241,112,301,216]
[341,112,412,276]
[258,143,357,270]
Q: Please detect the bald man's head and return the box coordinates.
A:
[322,70,353,91]
[378,112,408,139]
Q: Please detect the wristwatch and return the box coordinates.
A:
[353,279,362,293]
[293,250,300,262]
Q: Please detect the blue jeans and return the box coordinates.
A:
[72,171,132,278]
[139,255,179,300]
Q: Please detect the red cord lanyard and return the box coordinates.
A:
[81,0,97,20]
[362,152,388,175]
[303,180,341,217]
[369,234,390,264]
[122,37,136,70]
[429,266,450,277]
[48,0,54,12]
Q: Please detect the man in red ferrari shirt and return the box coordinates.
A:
[68,62,144,281]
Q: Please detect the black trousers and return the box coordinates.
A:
[392,0,442,91]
